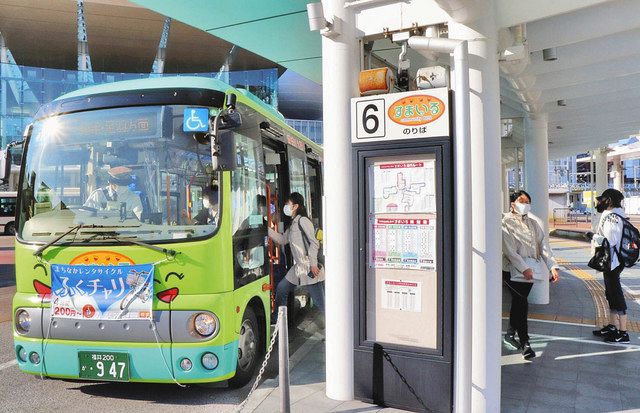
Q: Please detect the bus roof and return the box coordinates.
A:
[55,76,322,153]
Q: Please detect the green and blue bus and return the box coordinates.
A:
[11,76,323,386]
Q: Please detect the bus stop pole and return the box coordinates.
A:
[278,306,290,413]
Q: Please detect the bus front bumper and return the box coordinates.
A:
[13,335,239,383]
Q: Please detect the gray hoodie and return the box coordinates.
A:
[268,215,325,286]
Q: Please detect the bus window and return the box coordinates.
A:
[288,148,312,218]
[18,105,221,243]
[0,196,16,217]
[232,132,267,288]
[307,160,322,228]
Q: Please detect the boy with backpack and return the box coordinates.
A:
[591,188,640,343]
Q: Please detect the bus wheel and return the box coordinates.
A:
[229,306,261,388]
[4,222,15,235]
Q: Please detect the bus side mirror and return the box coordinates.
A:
[210,93,241,171]
[1,130,27,183]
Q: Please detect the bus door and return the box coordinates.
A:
[263,142,289,309]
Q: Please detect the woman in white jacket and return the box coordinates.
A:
[592,188,629,343]
[268,192,325,322]
[502,190,560,359]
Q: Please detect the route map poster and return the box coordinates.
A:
[51,264,154,320]
[371,160,435,213]
[370,217,436,270]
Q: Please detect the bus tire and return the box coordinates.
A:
[228,306,261,388]
[4,221,15,235]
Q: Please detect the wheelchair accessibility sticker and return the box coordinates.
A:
[51,264,154,320]
[183,107,209,132]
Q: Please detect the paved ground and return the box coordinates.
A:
[502,237,640,413]
[4,236,640,412]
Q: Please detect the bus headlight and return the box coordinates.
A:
[193,313,218,337]
[15,309,31,334]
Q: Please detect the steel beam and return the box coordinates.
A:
[77,0,94,83]
[151,17,172,75]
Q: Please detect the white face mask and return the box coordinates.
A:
[283,204,293,217]
[513,202,530,216]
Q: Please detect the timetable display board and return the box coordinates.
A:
[365,154,438,349]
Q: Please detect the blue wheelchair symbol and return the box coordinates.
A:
[183,108,209,132]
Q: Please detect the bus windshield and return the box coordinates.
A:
[19,105,221,244]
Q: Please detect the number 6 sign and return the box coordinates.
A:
[351,89,450,142]
[355,98,385,139]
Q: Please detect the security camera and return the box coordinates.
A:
[307,2,328,31]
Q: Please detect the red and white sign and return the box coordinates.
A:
[382,278,422,312]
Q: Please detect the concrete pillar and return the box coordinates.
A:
[449,12,502,413]
[594,148,609,195]
[321,0,358,401]
[514,147,521,191]
[524,113,550,305]
[612,158,623,192]
[524,113,550,234]
[0,32,7,147]
[502,163,510,212]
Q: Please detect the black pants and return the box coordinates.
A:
[603,264,627,313]
[503,271,533,344]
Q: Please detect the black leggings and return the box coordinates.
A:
[503,271,533,344]
[603,264,627,314]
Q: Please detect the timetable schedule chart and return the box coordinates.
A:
[370,217,436,270]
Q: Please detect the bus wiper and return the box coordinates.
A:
[33,223,84,258]
[85,232,178,258]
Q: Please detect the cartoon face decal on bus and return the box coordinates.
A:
[31,250,182,304]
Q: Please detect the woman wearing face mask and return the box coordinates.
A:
[591,188,629,343]
[268,192,325,323]
[502,190,560,359]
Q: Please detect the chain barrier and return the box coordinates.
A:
[236,316,281,413]
[382,350,432,412]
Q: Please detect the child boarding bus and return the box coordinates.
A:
[12,77,323,386]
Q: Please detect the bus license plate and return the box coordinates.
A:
[78,351,129,381]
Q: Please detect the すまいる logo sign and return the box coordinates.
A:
[351,89,449,142]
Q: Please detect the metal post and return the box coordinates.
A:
[590,151,595,231]
[407,34,472,413]
[278,306,290,413]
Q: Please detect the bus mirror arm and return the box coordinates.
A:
[208,93,241,171]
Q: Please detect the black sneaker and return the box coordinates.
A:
[604,330,630,343]
[503,333,520,351]
[593,324,617,337]
[522,342,536,360]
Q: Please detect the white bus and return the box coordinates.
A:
[0,191,17,234]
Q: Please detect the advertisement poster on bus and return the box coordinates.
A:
[51,264,154,320]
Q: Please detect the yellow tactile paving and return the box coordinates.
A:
[555,255,640,332]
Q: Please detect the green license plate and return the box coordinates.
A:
[78,351,130,382]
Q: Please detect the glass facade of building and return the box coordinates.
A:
[0,63,279,147]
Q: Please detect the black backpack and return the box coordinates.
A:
[611,213,640,267]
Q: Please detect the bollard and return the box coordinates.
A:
[278,305,291,413]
